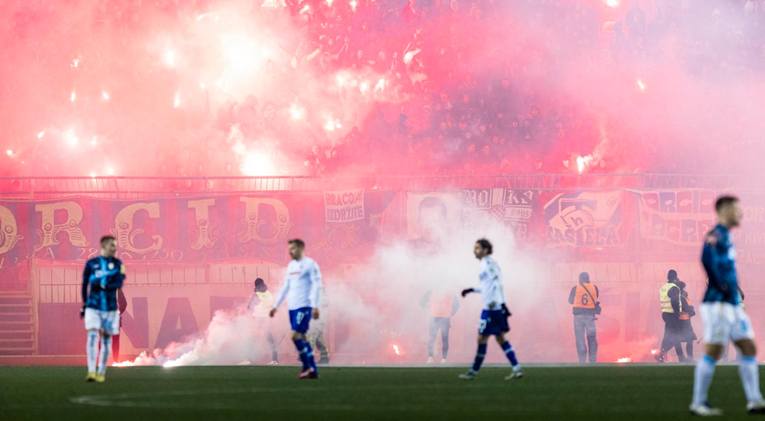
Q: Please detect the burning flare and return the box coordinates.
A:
[393,344,401,355]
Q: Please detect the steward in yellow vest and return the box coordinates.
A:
[247,278,279,364]
[656,270,687,362]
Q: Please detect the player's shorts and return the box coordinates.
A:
[84,308,120,336]
[288,307,312,334]
[700,302,754,345]
[478,310,509,336]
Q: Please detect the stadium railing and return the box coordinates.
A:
[0,174,758,198]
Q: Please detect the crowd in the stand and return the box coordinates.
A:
[2,0,765,177]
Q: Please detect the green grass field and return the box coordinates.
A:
[0,365,761,421]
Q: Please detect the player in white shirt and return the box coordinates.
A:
[270,239,322,379]
[459,239,523,380]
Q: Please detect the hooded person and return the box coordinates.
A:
[247,278,279,364]
[677,281,697,362]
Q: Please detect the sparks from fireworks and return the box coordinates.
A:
[393,344,401,355]
[350,0,357,11]
[606,0,619,7]
[637,78,646,91]
[290,104,305,120]
[403,49,421,66]
[326,0,334,6]
[101,91,110,101]
[576,155,593,174]
[300,4,311,13]
[232,141,246,155]
[324,116,342,131]
[163,360,180,368]
[70,91,76,102]
[222,35,263,73]
[65,130,78,147]
[6,150,12,156]
[37,131,45,139]
[71,58,79,68]
[240,152,274,176]
[165,50,175,67]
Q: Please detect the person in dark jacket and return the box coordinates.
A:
[677,281,697,363]
[656,269,685,362]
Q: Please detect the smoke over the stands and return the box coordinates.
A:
[2,1,763,177]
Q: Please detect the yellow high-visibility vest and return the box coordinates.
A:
[659,283,682,313]
[253,291,273,318]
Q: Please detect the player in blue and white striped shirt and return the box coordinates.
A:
[81,235,125,383]
[459,238,523,380]
[270,239,322,379]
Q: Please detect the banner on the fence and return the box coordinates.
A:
[733,194,765,280]
[324,190,365,223]
[461,189,539,241]
[635,190,716,247]
[0,191,396,269]
[544,191,628,248]
[407,189,541,245]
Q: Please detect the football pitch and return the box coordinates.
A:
[0,365,761,420]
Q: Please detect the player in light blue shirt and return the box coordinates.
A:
[270,238,322,379]
[459,238,523,380]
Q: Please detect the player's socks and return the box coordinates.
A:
[739,355,764,402]
[500,341,520,368]
[692,354,717,406]
[471,343,488,372]
[305,342,318,373]
[86,331,99,374]
[293,339,309,370]
[98,335,112,375]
